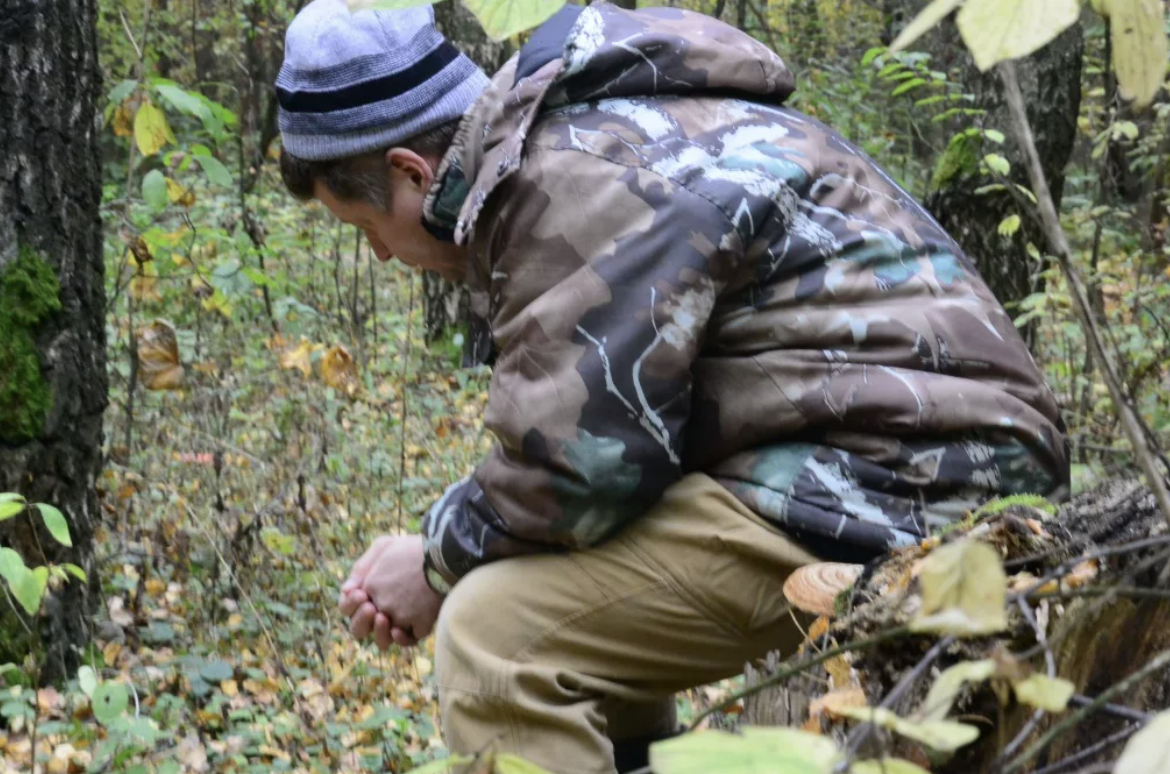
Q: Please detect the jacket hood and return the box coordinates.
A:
[550,3,795,106]
[422,3,795,245]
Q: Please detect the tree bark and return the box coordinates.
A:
[426,4,514,343]
[924,27,1083,336]
[0,0,106,681]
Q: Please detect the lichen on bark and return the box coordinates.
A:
[0,246,62,442]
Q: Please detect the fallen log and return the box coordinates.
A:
[735,480,1170,773]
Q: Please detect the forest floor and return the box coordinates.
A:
[1,189,739,774]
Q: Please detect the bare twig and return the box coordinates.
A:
[396,273,416,535]
[688,626,913,730]
[999,61,1170,526]
[1029,724,1139,774]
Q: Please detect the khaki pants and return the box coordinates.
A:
[433,473,820,774]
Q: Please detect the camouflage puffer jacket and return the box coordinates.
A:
[419,2,1068,591]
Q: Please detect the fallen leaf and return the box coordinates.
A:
[322,344,359,395]
[279,341,315,379]
[137,320,184,390]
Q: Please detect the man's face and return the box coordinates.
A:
[313,148,468,283]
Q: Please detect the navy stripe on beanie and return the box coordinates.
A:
[278,41,460,113]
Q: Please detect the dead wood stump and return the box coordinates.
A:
[740,480,1170,772]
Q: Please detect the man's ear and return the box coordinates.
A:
[385,148,434,192]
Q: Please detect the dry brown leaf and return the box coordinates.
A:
[137,320,184,390]
[322,344,359,395]
[825,654,858,690]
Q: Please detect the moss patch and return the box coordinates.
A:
[0,246,62,442]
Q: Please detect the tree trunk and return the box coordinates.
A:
[743,480,1170,772]
[426,4,513,343]
[0,0,106,681]
[925,27,1083,339]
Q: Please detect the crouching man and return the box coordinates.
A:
[274,2,1068,771]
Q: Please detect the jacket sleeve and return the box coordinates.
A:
[421,149,739,591]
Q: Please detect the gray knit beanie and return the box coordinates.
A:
[276,0,490,161]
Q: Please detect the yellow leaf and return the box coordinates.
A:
[890,0,964,52]
[836,706,980,752]
[911,539,1008,636]
[137,319,184,391]
[133,103,171,157]
[998,214,1021,237]
[201,289,233,318]
[279,341,315,378]
[322,344,359,395]
[130,259,162,303]
[956,0,1081,71]
[165,177,195,207]
[112,104,134,137]
[915,658,997,722]
[651,728,842,773]
[221,679,239,697]
[1012,673,1075,712]
[1114,709,1170,774]
[1100,0,1170,108]
[102,641,123,668]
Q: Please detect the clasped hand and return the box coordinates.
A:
[337,534,443,650]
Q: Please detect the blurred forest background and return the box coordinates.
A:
[0,0,1168,771]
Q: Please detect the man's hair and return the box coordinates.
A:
[279,119,460,209]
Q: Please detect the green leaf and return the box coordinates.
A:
[1114,710,1170,774]
[1114,120,1140,140]
[1012,673,1075,712]
[12,566,48,616]
[984,153,1011,177]
[851,760,931,774]
[910,539,1008,636]
[956,0,1080,71]
[92,681,130,725]
[494,754,554,773]
[891,77,928,96]
[0,500,24,522]
[1100,0,1169,109]
[836,706,980,753]
[461,0,567,41]
[142,170,168,211]
[133,103,171,156]
[36,503,71,547]
[78,666,98,697]
[0,548,26,588]
[200,659,234,682]
[983,129,1006,143]
[998,214,1022,237]
[651,728,842,773]
[890,0,964,53]
[62,563,87,583]
[0,493,24,505]
[862,46,887,66]
[405,755,474,774]
[154,83,209,120]
[193,154,233,188]
[108,79,138,105]
[916,659,997,722]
